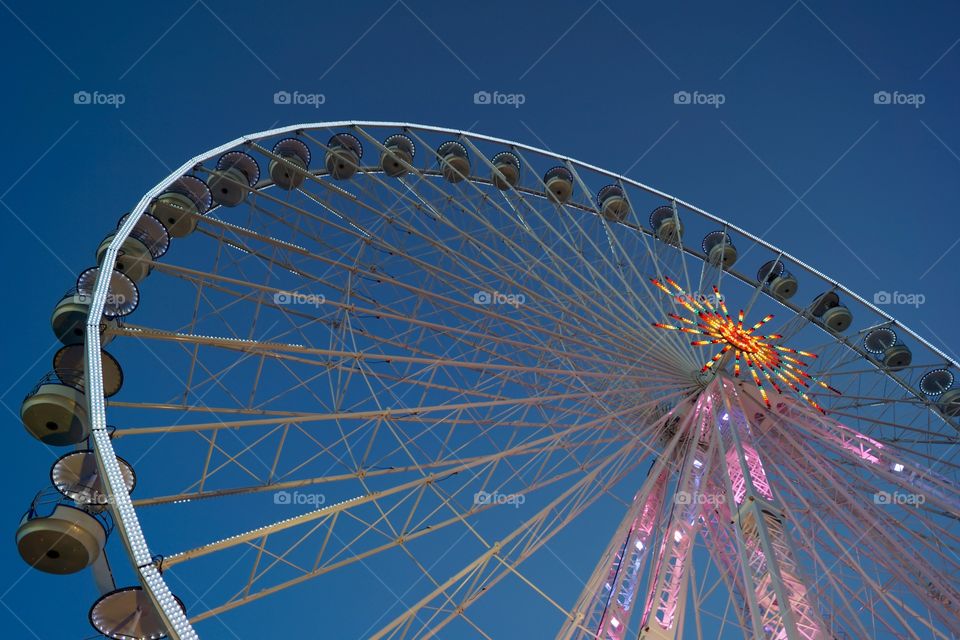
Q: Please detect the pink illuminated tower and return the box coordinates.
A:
[567,276,951,638]
[560,380,830,640]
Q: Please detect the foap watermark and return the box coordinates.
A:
[70,490,114,507]
[675,491,725,506]
[673,90,725,109]
[873,90,925,108]
[77,292,127,306]
[873,290,925,308]
[874,490,925,506]
[473,90,526,108]
[474,490,525,508]
[273,90,326,108]
[693,291,724,308]
[74,91,126,109]
[274,291,326,307]
[274,490,326,506]
[473,290,525,307]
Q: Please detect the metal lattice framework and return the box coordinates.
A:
[35,121,958,639]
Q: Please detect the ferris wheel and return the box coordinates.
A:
[15,121,960,640]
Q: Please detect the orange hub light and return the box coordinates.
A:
[651,277,840,414]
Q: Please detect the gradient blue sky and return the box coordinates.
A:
[1,2,958,638]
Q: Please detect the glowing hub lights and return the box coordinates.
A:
[651,277,840,413]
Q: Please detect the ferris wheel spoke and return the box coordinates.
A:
[754,403,960,554]
[114,415,633,510]
[797,408,960,471]
[129,298,608,412]
[131,298,620,412]
[166,428,582,567]
[770,429,960,558]
[193,400,635,540]
[809,409,958,457]
[452,141,666,333]
[368,439,643,640]
[292,174,646,353]
[819,361,949,379]
[699,546,763,639]
[541,400,708,640]
[548,203,698,369]
[759,393,953,470]
[421,460,648,640]
[776,454,960,585]
[769,510,906,640]
[710,385,912,639]
[773,478,956,639]
[392,132,644,309]
[109,327,670,402]
[764,426,960,635]
[149,244,666,376]
[112,390,647,446]
[813,391,938,411]
[340,154,676,360]
[353,430,626,633]
[513,175,699,365]
[131,430,632,509]
[106,401,333,417]
[192,423,282,488]
[176,424,643,626]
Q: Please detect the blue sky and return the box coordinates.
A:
[1,1,959,638]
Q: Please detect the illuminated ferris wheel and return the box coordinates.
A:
[15,121,960,639]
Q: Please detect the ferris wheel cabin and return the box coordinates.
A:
[597,184,630,222]
[380,134,416,178]
[325,132,363,180]
[438,140,471,183]
[148,175,212,238]
[543,166,574,204]
[267,137,312,190]
[209,151,260,207]
[649,205,683,243]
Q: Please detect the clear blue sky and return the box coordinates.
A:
[1,1,958,638]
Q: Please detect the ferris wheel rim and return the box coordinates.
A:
[102,120,959,439]
[99,120,960,370]
[80,120,958,639]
